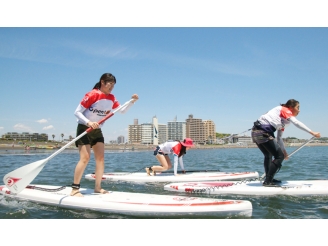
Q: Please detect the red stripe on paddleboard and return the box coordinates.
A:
[113,200,243,206]
[91,174,106,180]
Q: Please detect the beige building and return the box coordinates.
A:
[203,120,216,144]
[128,119,142,144]
[186,114,206,144]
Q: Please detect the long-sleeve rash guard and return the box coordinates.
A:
[257,105,312,152]
[74,89,133,126]
[158,141,185,175]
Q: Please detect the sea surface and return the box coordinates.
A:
[1,146,328,219]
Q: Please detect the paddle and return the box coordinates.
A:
[261,137,315,179]
[3,99,134,194]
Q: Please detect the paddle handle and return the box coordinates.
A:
[86,112,114,133]
[47,99,133,160]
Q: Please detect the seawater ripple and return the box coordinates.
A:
[0,146,328,219]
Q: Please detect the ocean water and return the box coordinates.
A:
[1,146,328,219]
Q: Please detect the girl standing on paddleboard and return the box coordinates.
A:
[146,138,195,176]
[251,99,320,187]
[71,73,139,197]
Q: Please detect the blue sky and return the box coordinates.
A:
[1,2,328,142]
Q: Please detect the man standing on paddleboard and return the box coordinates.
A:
[251,99,320,187]
[71,73,139,197]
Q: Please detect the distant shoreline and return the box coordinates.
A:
[1,142,327,151]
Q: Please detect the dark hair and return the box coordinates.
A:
[93,73,116,89]
[175,140,187,157]
[281,99,299,108]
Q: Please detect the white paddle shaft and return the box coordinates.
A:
[3,99,134,194]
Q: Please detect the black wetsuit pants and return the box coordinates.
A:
[256,139,284,182]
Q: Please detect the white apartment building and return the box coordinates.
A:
[167,120,186,141]
[141,123,153,144]
[158,124,167,144]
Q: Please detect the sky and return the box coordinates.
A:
[1,1,328,142]
[2,0,328,239]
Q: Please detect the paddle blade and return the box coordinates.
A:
[3,158,48,194]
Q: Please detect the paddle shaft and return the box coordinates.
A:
[3,99,133,194]
[261,137,315,179]
[46,100,133,161]
[287,137,315,158]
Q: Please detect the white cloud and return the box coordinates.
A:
[0,126,4,130]
[43,125,54,130]
[37,119,48,124]
[13,123,33,132]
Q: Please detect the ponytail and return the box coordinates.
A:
[93,81,101,89]
[175,140,187,157]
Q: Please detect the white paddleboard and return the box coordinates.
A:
[85,171,259,183]
[164,180,328,196]
[0,184,252,218]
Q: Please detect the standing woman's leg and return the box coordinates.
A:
[92,142,107,193]
[71,144,91,196]
[261,140,284,184]
[257,143,272,176]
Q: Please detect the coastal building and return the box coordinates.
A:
[141,123,153,144]
[167,117,186,141]
[158,124,167,144]
[203,120,216,144]
[186,114,206,144]
[127,115,216,145]
[1,132,48,141]
[232,135,253,145]
[117,135,125,144]
[128,119,142,144]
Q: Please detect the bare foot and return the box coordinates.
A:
[94,188,109,194]
[145,167,151,176]
[71,189,83,197]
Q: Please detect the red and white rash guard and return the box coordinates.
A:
[74,89,133,127]
[257,105,312,151]
[158,141,185,175]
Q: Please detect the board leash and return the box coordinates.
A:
[26,185,67,192]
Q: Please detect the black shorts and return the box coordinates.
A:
[75,124,104,147]
[153,146,167,156]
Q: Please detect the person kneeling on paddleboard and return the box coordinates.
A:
[146,138,195,176]
[71,73,139,197]
[251,99,320,187]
